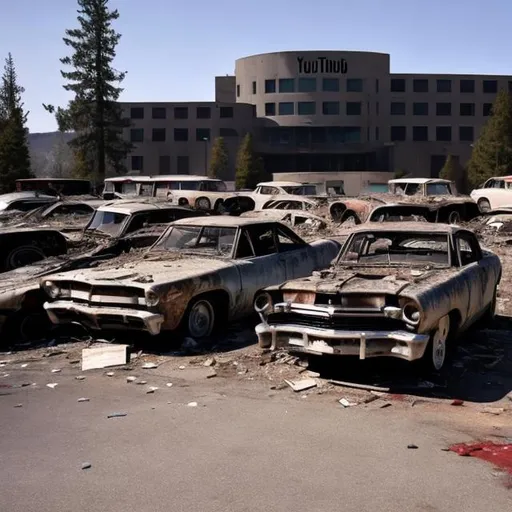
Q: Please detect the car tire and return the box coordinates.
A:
[178,198,189,207]
[419,315,451,373]
[184,297,215,339]
[478,198,491,213]
[2,307,52,347]
[4,245,46,271]
[195,197,211,211]
[448,210,461,224]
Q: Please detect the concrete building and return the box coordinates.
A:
[122,51,512,192]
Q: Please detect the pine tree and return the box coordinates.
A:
[209,137,229,179]
[44,0,132,183]
[235,133,266,189]
[467,89,512,187]
[439,154,469,194]
[0,53,31,193]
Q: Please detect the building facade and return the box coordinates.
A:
[122,51,512,188]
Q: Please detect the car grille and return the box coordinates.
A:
[61,281,146,309]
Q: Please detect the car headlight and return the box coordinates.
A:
[254,292,273,314]
[145,290,160,307]
[43,281,60,299]
[402,302,421,326]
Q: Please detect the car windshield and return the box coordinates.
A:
[340,232,450,267]
[153,225,237,257]
[282,185,317,195]
[426,183,452,195]
[86,210,128,237]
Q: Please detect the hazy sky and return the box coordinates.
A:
[1,0,511,133]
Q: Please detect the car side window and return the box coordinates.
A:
[235,229,255,259]
[456,233,481,266]
[496,180,505,189]
[245,224,278,256]
[276,225,306,252]
[404,184,420,196]
[259,186,276,195]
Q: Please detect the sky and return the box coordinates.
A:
[1,0,511,133]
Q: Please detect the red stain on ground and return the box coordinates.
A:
[449,442,512,475]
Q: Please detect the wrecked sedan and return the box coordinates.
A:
[42,217,341,339]
[255,223,501,372]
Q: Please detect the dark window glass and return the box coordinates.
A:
[436,102,452,116]
[460,103,475,116]
[130,128,143,142]
[196,128,210,141]
[390,78,406,92]
[413,102,428,115]
[174,128,188,142]
[347,78,363,92]
[483,103,493,116]
[298,77,316,92]
[278,102,294,115]
[252,81,256,94]
[174,107,188,119]
[152,107,166,119]
[265,103,276,116]
[390,102,406,115]
[437,79,452,93]
[322,78,339,92]
[236,84,240,97]
[130,107,144,119]
[459,126,474,142]
[322,101,340,115]
[152,128,166,142]
[390,126,406,141]
[483,80,498,94]
[298,102,316,115]
[413,126,428,141]
[265,79,276,93]
[460,80,475,93]
[219,106,233,118]
[413,79,428,92]
[176,156,189,174]
[346,102,361,115]
[131,155,143,171]
[436,126,452,142]
[219,128,238,137]
[196,106,211,119]
[279,78,295,93]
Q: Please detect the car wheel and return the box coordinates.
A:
[195,197,211,211]
[2,308,52,346]
[421,315,450,373]
[178,198,189,206]
[448,210,461,224]
[478,198,491,213]
[5,245,46,271]
[186,298,215,339]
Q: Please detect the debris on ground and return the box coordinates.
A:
[339,398,357,407]
[146,387,158,394]
[126,376,137,383]
[106,372,115,377]
[187,401,198,407]
[284,378,317,392]
[14,403,22,408]
[136,380,147,385]
[449,442,512,475]
[142,362,158,369]
[166,383,173,387]
[77,397,90,402]
[51,369,61,373]
[107,412,127,418]
[81,462,92,470]
[407,444,419,449]
[203,357,216,367]
[46,383,58,389]
[75,375,86,381]
[82,345,129,371]
[451,399,464,406]
[482,407,505,415]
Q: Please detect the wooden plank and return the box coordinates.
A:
[82,345,130,371]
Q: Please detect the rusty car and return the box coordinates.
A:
[240,209,327,229]
[254,222,501,372]
[41,217,341,340]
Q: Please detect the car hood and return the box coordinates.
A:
[46,252,235,289]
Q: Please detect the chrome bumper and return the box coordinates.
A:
[44,301,164,336]
[255,323,430,362]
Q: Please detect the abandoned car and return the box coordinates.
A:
[388,178,457,197]
[254,223,501,372]
[470,175,512,212]
[240,209,327,229]
[41,217,341,339]
[329,198,386,224]
[0,192,58,222]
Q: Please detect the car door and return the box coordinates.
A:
[232,223,287,313]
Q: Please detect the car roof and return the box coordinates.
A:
[257,181,305,187]
[16,178,90,182]
[347,222,464,234]
[172,216,282,228]
[96,202,194,214]
[0,192,57,203]
[388,178,452,185]
[492,175,512,181]
[148,175,224,182]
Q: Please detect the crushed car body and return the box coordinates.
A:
[41,217,341,339]
[254,222,501,371]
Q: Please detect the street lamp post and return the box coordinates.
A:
[202,137,208,175]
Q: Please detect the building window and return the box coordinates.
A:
[346,102,361,115]
[236,84,240,97]
[265,102,276,116]
[390,102,406,115]
[437,79,452,93]
[252,81,256,94]
[219,106,233,118]
[265,79,276,93]
[131,155,143,171]
[460,103,475,116]
[413,126,428,141]
[219,128,238,137]
[298,102,316,115]
[346,78,363,92]
[196,106,211,119]
[278,102,294,115]
[460,80,475,93]
[483,80,498,94]
[322,101,340,115]
[130,107,144,119]
[196,128,210,141]
[390,126,406,141]
[176,155,189,174]
[413,102,428,115]
[159,155,170,174]
[436,102,452,116]
[279,78,295,93]
[390,78,406,92]
[483,103,493,116]
[413,79,429,93]
[174,107,188,119]
[298,77,316,92]
[130,128,143,142]
[152,128,166,142]
[152,107,166,119]
[174,128,188,142]
[436,126,452,142]
[459,126,474,142]
[322,78,339,92]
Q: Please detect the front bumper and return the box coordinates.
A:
[44,301,164,336]
[255,323,430,362]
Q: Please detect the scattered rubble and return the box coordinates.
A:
[284,378,317,392]
[77,397,90,402]
[46,383,58,389]
[81,462,92,470]
[107,412,127,418]
[82,345,129,371]
[142,363,158,369]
